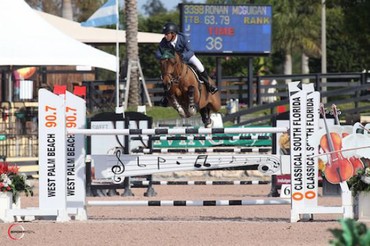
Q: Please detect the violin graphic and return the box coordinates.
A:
[319,103,353,184]
[331,104,364,175]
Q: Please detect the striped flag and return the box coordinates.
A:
[81,0,117,27]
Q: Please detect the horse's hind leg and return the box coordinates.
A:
[170,94,186,117]
[187,86,196,116]
[200,107,213,128]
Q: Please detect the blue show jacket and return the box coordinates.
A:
[155,32,194,62]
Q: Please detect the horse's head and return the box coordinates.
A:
[159,49,182,91]
[159,48,176,74]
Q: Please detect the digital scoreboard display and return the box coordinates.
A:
[180,4,272,55]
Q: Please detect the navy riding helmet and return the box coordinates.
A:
[162,22,178,35]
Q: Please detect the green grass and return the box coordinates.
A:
[144,106,180,121]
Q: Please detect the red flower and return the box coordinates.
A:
[0,162,20,175]
[7,165,19,174]
[0,162,9,174]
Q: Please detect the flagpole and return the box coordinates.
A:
[115,0,121,113]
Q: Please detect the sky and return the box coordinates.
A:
[137,0,206,14]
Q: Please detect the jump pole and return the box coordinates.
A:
[87,199,290,207]
[131,135,271,141]
[132,147,272,154]
[68,127,289,136]
[130,180,271,186]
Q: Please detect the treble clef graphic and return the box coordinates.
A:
[111,149,125,183]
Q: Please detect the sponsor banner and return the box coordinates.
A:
[289,90,307,207]
[304,90,320,206]
[65,92,86,208]
[38,89,66,210]
[91,154,281,182]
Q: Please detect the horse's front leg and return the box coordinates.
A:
[170,94,186,117]
[187,86,197,116]
[200,107,213,128]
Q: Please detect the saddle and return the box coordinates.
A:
[188,65,204,92]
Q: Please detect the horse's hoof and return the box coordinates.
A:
[188,105,197,116]
[204,120,213,128]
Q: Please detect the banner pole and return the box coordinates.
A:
[115,0,122,113]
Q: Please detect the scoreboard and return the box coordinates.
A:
[179,4,272,55]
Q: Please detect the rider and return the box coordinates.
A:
[155,22,218,104]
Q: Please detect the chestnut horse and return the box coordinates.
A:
[159,49,221,128]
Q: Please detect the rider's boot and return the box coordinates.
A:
[199,71,218,94]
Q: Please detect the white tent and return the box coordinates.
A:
[37,11,163,44]
[0,0,116,72]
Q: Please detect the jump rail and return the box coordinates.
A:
[132,147,272,154]
[87,199,291,207]
[131,135,271,141]
[130,180,271,186]
[68,127,289,136]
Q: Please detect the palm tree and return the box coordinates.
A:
[272,0,321,81]
[125,0,140,107]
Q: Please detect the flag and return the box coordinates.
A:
[81,0,117,27]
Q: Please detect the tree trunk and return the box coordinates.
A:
[301,53,310,83]
[125,0,139,107]
[284,53,292,84]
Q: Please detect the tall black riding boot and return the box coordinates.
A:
[200,71,218,94]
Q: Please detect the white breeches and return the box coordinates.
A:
[188,55,204,73]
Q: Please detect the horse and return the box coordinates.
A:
[159,49,221,128]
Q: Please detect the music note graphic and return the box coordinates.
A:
[157,157,166,170]
[228,156,236,164]
[176,157,182,165]
[194,155,211,168]
[111,149,125,183]
[137,156,146,167]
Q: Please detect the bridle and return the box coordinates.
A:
[161,55,189,91]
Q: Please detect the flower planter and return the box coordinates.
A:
[0,192,13,222]
[353,192,370,221]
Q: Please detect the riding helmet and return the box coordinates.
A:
[162,22,178,34]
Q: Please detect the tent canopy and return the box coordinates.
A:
[38,11,163,44]
[0,0,116,71]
